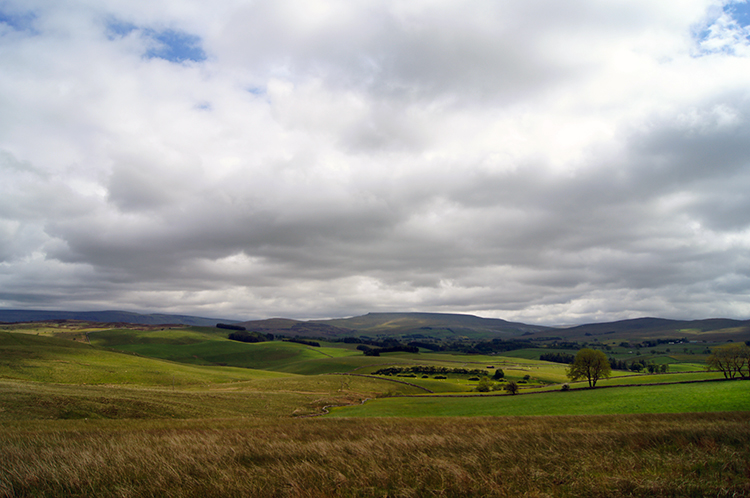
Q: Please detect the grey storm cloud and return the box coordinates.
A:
[1,0,750,324]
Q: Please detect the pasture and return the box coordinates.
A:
[1,323,748,497]
[328,379,749,417]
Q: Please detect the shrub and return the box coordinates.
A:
[561,383,570,391]
[475,377,492,392]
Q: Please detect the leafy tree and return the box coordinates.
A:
[503,381,519,395]
[492,368,505,380]
[566,348,612,388]
[707,344,750,379]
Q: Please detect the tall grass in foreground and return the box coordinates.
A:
[1,412,748,497]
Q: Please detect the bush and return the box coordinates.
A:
[474,377,492,393]
[504,381,520,395]
[561,383,570,391]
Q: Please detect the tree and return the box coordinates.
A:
[567,348,612,388]
[503,381,519,395]
[492,368,505,380]
[707,344,750,379]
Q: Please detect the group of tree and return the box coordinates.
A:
[283,338,321,347]
[627,358,668,373]
[372,365,491,376]
[217,323,246,331]
[707,343,750,379]
[464,339,536,354]
[539,352,575,364]
[227,330,273,343]
[358,344,419,356]
[406,341,444,351]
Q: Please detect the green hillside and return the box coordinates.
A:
[536,317,750,342]
[0,331,288,385]
[88,328,366,372]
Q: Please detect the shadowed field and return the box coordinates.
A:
[1,413,748,497]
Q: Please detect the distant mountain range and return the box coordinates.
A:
[0,309,236,327]
[234,312,551,340]
[2,309,749,342]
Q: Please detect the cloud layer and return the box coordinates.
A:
[2,0,750,324]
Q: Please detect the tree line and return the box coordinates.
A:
[372,366,501,377]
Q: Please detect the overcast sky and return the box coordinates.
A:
[2,1,750,325]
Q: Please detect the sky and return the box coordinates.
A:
[1,1,750,325]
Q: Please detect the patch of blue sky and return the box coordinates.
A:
[0,8,36,33]
[106,18,206,63]
[725,0,750,26]
[144,29,206,63]
[247,87,266,96]
[106,19,137,39]
[694,1,750,54]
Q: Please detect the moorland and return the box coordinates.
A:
[0,311,748,497]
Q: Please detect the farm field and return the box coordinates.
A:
[328,379,749,417]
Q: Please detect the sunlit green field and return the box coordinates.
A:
[0,332,289,385]
[329,380,750,417]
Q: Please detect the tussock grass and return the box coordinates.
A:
[1,413,748,497]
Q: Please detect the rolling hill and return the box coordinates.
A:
[0,309,236,327]
[3,309,750,343]
[532,317,750,342]
[236,312,552,340]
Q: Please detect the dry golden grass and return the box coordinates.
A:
[1,412,748,497]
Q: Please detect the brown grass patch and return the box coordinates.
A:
[1,412,748,497]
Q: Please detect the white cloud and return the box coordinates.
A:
[1,0,750,323]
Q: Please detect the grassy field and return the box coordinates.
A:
[0,374,427,420]
[328,379,750,417]
[1,325,750,496]
[0,331,290,385]
[1,413,748,497]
